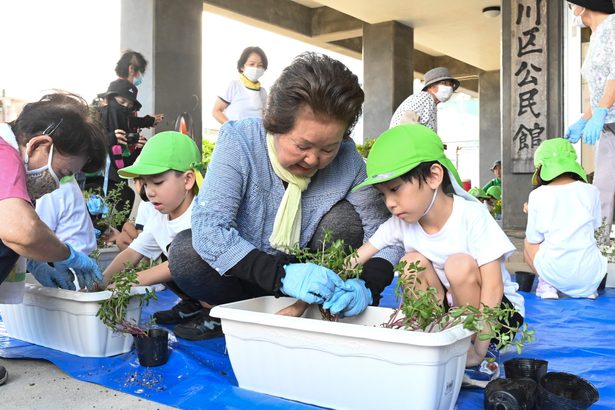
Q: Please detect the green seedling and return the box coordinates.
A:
[96,261,158,338]
[384,260,535,354]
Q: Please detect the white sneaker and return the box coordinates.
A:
[587,292,598,300]
[536,278,559,299]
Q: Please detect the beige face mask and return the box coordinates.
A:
[24,144,60,200]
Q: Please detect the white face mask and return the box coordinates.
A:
[24,144,60,200]
[243,66,265,82]
[571,6,587,28]
[435,85,454,103]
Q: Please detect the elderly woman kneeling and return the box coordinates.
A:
[166,52,403,340]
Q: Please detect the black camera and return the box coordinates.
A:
[126,132,140,144]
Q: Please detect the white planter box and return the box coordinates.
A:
[97,245,120,270]
[0,276,158,357]
[606,263,615,288]
[210,296,473,410]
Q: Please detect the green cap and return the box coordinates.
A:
[486,185,502,200]
[118,131,201,178]
[531,138,587,186]
[469,187,490,199]
[353,124,463,192]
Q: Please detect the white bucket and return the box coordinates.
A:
[0,257,26,304]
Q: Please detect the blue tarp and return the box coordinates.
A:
[1,282,614,409]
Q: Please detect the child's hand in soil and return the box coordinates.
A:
[276,300,309,317]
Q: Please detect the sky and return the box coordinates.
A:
[1,0,479,184]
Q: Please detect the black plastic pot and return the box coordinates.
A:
[135,328,170,367]
[598,273,607,291]
[504,358,548,383]
[485,377,537,410]
[538,372,599,410]
[515,271,536,292]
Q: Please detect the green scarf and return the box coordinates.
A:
[267,133,315,251]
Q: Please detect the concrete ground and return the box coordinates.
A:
[0,228,529,409]
[0,358,175,409]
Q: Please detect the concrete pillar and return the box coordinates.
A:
[501,0,564,229]
[121,0,203,146]
[479,70,501,186]
[363,21,413,141]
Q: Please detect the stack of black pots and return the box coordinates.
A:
[484,358,599,409]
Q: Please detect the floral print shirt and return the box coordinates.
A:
[581,14,615,124]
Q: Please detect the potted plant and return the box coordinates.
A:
[96,262,169,367]
[84,182,131,269]
[282,230,534,355]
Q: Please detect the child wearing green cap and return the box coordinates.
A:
[101,131,202,290]
[351,124,524,388]
[524,138,606,300]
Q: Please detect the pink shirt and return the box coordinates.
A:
[0,138,30,203]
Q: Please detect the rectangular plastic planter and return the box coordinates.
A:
[210,296,473,410]
[0,277,154,357]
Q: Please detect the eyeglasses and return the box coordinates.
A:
[41,118,64,136]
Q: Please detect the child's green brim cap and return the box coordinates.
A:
[118,131,201,178]
[531,138,587,185]
[352,124,462,191]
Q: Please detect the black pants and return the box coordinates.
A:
[168,200,364,305]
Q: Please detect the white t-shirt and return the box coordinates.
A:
[35,179,96,254]
[129,200,194,260]
[526,181,606,297]
[134,201,157,231]
[369,195,524,316]
[219,79,267,121]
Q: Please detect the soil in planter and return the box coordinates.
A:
[135,328,170,367]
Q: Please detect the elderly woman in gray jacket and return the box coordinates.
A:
[164,53,403,340]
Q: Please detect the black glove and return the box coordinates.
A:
[227,249,298,296]
[360,257,394,305]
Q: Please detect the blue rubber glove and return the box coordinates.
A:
[323,279,372,317]
[27,260,76,291]
[87,194,106,215]
[564,117,588,143]
[281,263,344,304]
[582,107,609,145]
[54,243,103,290]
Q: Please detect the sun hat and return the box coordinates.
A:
[118,131,202,180]
[491,160,502,170]
[102,79,142,110]
[469,187,490,199]
[486,185,502,200]
[352,124,473,195]
[567,0,614,14]
[422,67,460,91]
[531,138,587,185]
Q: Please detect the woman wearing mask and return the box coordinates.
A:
[109,50,164,129]
[390,66,460,132]
[0,94,106,386]
[564,0,615,242]
[212,46,269,124]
